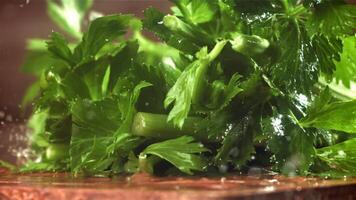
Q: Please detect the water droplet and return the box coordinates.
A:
[337,150,346,157]
[263,186,275,192]
[218,164,228,173]
[5,115,13,122]
[267,179,278,183]
[0,111,5,118]
[229,147,239,157]
[296,186,302,191]
[271,114,284,136]
[248,167,262,176]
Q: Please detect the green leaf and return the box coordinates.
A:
[163,14,213,46]
[21,42,68,76]
[141,136,208,174]
[207,73,243,110]
[271,22,319,94]
[189,0,218,24]
[20,160,68,173]
[304,87,332,117]
[300,96,356,134]
[71,0,93,14]
[83,63,110,100]
[135,33,183,86]
[317,138,356,175]
[223,74,243,107]
[70,98,121,173]
[95,41,126,59]
[215,115,255,168]
[26,39,48,51]
[47,0,93,39]
[71,57,112,101]
[61,72,91,100]
[333,36,356,88]
[0,160,17,172]
[264,111,316,175]
[101,66,111,97]
[271,23,318,94]
[77,15,141,60]
[164,59,201,128]
[165,41,227,128]
[116,81,152,124]
[312,35,342,76]
[21,81,41,108]
[217,0,241,33]
[44,101,71,143]
[170,0,218,24]
[119,81,152,132]
[108,81,152,154]
[27,109,50,149]
[46,32,74,66]
[307,1,356,38]
[143,7,171,41]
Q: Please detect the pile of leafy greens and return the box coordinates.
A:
[20,0,356,177]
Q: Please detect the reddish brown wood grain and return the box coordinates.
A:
[0,172,356,200]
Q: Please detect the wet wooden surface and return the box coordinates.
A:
[0,172,356,200]
[1,124,356,199]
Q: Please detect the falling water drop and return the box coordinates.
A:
[0,111,5,118]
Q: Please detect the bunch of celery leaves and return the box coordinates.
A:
[20,0,356,177]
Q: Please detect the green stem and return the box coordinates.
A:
[132,112,213,142]
[230,33,270,56]
[192,40,227,106]
[170,0,191,22]
[208,40,228,62]
[289,5,307,18]
[228,71,272,117]
[281,0,290,14]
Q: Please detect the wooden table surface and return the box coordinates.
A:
[1,123,356,200]
[1,172,356,200]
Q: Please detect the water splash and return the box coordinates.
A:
[0,111,5,118]
[271,114,284,136]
